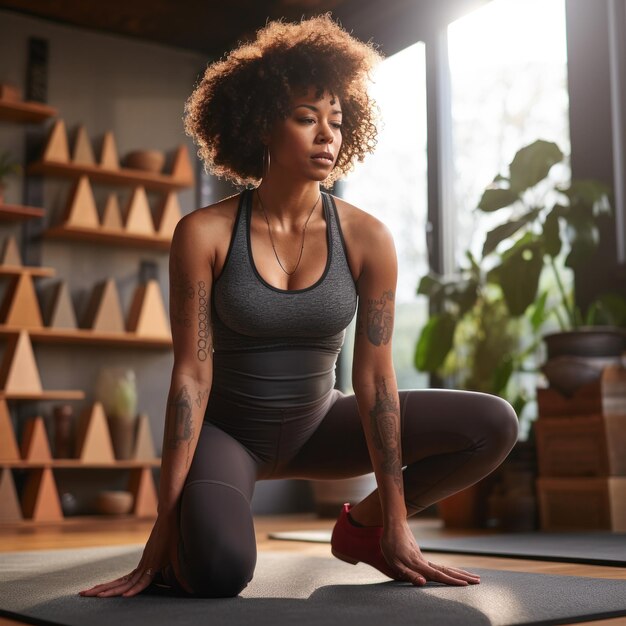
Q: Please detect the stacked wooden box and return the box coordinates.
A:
[534,364,626,531]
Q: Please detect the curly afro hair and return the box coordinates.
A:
[183,13,383,188]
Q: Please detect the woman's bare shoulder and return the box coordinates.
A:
[330,194,393,245]
[174,192,241,242]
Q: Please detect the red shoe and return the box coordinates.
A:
[330,502,402,580]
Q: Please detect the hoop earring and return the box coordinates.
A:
[262,145,271,178]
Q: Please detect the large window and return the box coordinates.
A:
[448,0,570,266]
[340,41,428,391]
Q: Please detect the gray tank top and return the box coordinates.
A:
[211,188,358,355]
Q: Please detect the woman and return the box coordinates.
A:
[80,14,518,599]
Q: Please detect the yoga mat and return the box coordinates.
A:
[2,545,626,626]
[267,530,626,568]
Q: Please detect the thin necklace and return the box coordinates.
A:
[256,189,321,276]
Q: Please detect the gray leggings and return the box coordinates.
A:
[174,387,518,597]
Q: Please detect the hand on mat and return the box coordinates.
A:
[380,521,481,587]
[78,512,190,597]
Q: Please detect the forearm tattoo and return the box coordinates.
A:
[363,290,394,346]
[196,280,212,362]
[166,385,195,466]
[369,377,403,492]
[171,254,194,328]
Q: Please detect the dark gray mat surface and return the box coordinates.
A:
[268,530,626,567]
[2,545,626,626]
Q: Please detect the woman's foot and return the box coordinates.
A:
[330,502,403,580]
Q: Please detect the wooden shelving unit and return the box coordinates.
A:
[0,326,172,348]
[0,404,160,523]
[28,159,192,192]
[43,223,171,250]
[0,98,57,124]
[0,203,45,221]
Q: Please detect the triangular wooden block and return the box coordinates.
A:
[62,176,100,228]
[128,467,158,517]
[20,416,53,462]
[126,280,170,338]
[42,119,70,163]
[131,413,157,460]
[74,402,115,462]
[102,193,123,230]
[81,279,125,332]
[21,467,63,521]
[0,468,23,522]
[71,125,96,165]
[123,187,155,235]
[170,145,194,183]
[46,281,78,329]
[99,131,120,170]
[155,192,182,239]
[1,235,22,266]
[0,272,44,328]
[0,331,43,394]
[0,400,20,461]
[0,468,22,522]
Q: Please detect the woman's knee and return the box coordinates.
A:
[187,541,256,597]
[479,393,519,459]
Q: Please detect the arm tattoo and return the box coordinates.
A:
[196,280,212,362]
[369,377,403,492]
[171,254,194,328]
[194,388,210,408]
[366,290,394,346]
[166,385,195,466]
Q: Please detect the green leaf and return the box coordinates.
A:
[492,357,514,395]
[417,273,443,297]
[414,313,457,372]
[564,216,599,268]
[482,208,540,257]
[529,289,549,332]
[543,209,561,257]
[477,188,519,212]
[508,139,563,193]
[494,240,545,316]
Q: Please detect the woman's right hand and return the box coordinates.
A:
[78,511,190,597]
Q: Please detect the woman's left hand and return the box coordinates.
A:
[380,521,481,587]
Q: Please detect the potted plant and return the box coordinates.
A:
[416,139,626,398]
[414,138,626,527]
[0,150,22,205]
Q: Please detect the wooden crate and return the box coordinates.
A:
[537,365,626,418]
[534,414,626,477]
[537,477,626,531]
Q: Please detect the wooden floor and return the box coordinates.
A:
[1,515,625,626]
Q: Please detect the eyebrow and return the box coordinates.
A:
[294,104,343,115]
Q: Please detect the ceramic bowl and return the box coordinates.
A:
[95,490,134,515]
[124,150,165,173]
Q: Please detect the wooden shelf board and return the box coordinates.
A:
[0,459,160,468]
[28,159,193,191]
[0,513,157,527]
[0,99,58,123]
[0,203,45,221]
[43,224,171,250]
[0,265,56,278]
[0,390,85,400]
[0,326,172,348]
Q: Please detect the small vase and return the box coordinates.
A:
[107,412,136,460]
